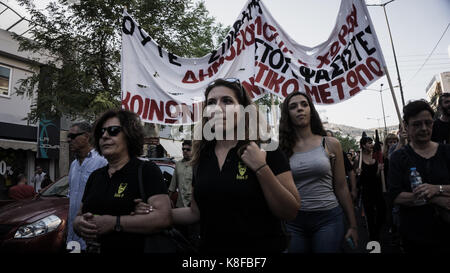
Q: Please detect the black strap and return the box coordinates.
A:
[138,160,146,201]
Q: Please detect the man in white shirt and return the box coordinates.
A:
[31,166,46,193]
[66,122,107,251]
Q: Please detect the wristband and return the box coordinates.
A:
[255,163,267,174]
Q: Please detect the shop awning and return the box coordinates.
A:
[0,138,37,152]
[159,138,182,160]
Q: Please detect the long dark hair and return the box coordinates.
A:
[279,91,326,158]
[190,79,266,167]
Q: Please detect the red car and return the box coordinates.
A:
[0,159,175,252]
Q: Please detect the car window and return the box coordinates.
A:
[158,165,174,187]
[41,176,69,197]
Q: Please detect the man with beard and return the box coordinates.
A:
[66,122,107,252]
[432,93,450,144]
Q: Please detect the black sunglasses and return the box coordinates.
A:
[67,132,86,140]
[100,126,122,137]
[182,148,191,151]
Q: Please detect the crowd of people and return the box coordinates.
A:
[5,79,449,254]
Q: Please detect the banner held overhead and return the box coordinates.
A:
[121,0,387,125]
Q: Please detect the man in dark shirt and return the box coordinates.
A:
[431,92,450,144]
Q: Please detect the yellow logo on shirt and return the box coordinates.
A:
[114,183,128,198]
[236,161,248,180]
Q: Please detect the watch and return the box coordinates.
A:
[439,185,444,195]
[114,216,123,232]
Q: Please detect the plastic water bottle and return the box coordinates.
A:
[410,167,426,205]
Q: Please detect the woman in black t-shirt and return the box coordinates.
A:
[73,110,171,253]
[168,78,300,253]
[389,100,450,253]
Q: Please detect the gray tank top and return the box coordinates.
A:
[289,141,339,211]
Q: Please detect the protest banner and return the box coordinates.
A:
[121,0,387,125]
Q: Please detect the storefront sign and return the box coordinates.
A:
[37,117,60,159]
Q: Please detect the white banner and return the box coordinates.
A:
[121,0,387,125]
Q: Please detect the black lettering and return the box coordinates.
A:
[299,66,316,84]
[208,49,220,64]
[350,36,363,61]
[260,42,273,63]
[281,58,291,73]
[344,48,356,70]
[269,49,284,69]
[356,30,376,56]
[233,20,243,36]
[315,69,330,83]
[330,56,345,79]
[169,53,181,67]
[138,26,151,46]
[122,16,134,35]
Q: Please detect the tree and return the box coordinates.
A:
[333,131,359,153]
[13,0,227,123]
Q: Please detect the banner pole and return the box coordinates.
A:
[383,66,402,124]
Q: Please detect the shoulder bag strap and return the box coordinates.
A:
[138,160,147,201]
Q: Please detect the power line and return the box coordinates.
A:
[407,23,450,84]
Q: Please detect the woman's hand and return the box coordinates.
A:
[130,199,153,215]
[413,184,440,200]
[73,212,98,240]
[344,227,359,248]
[91,215,115,235]
[240,142,267,172]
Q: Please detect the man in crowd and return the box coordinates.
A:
[66,122,107,251]
[432,92,450,144]
[169,140,193,208]
[30,166,46,193]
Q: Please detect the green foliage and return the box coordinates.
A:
[333,131,359,153]
[13,0,227,123]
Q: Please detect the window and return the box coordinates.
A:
[0,65,12,97]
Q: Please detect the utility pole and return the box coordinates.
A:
[367,0,406,106]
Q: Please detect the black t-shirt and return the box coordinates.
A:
[82,157,167,253]
[388,144,450,245]
[431,119,450,144]
[193,142,290,253]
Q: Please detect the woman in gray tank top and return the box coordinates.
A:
[279,92,358,253]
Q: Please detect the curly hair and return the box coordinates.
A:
[279,92,326,158]
[93,109,144,158]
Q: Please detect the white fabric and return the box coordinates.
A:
[121,0,386,125]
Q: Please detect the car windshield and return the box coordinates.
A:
[41,176,69,197]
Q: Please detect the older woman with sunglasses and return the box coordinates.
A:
[148,78,300,253]
[388,100,450,253]
[73,109,171,253]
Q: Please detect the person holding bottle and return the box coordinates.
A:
[388,100,450,253]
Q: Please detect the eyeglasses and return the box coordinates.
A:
[410,120,433,128]
[182,148,191,152]
[67,132,85,140]
[100,126,122,137]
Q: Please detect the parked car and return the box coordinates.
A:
[0,159,175,252]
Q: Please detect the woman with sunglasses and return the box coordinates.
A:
[279,91,358,253]
[388,100,450,253]
[73,109,171,253]
[165,78,300,253]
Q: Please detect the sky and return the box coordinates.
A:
[1,0,449,130]
[203,0,450,129]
